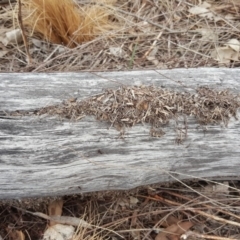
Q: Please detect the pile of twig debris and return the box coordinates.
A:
[32,86,240,135]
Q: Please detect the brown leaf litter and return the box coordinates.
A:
[10,85,240,138]
[1,0,240,71]
[2,180,240,240]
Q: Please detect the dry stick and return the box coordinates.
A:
[140,193,240,240]
[95,3,187,34]
[31,3,196,72]
[31,26,128,72]
[141,31,163,60]
[170,39,211,59]
[17,208,92,228]
[14,207,124,239]
[182,230,239,240]
[17,0,32,65]
[165,171,240,208]
[143,194,240,228]
[164,190,240,222]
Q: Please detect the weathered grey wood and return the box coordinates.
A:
[0,68,240,199]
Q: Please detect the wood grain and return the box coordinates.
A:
[0,68,240,199]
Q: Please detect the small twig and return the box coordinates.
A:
[141,32,162,60]
[181,230,239,240]
[164,190,240,222]
[94,3,188,34]
[14,207,124,239]
[15,207,92,227]
[142,194,240,228]
[17,0,32,65]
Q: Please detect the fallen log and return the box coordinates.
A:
[0,68,240,199]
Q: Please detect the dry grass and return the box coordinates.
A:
[22,0,118,48]
[1,180,240,239]
[1,1,240,239]
[0,0,240,71]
